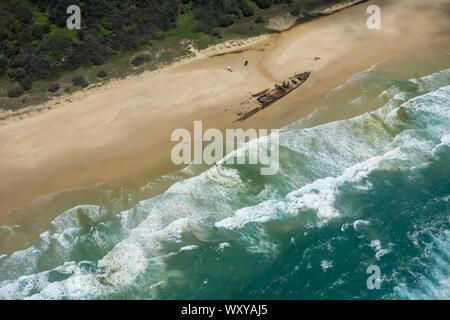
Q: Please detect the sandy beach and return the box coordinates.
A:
[0,0,449,222]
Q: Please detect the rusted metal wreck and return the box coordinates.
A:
[234,72,310,123]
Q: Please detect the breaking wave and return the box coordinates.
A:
[0,68,449,300]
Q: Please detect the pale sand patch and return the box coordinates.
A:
[266,12,298,32]
[0,0,449,221]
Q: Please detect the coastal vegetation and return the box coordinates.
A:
[0,0,351,112]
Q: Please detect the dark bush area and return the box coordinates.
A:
[211,29,222,38]
[97,70,107,78]
[218,15,237,28]
[131,53,151,67]
[0,56,7,77]
[239,1,255,17]
[0,0,178,90]
[48,83,60,92]
[255,16,266,24]
[7,87,24,98]
[72,75,89,88]
[253,0,271,9]
[20,78,33,91]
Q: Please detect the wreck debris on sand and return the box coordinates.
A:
[233,72,310,123]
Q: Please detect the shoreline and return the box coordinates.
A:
[0,0,367,125]
[0,0,449,222]
[0,35,270,126]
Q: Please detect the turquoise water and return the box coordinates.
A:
[0,62,449,300]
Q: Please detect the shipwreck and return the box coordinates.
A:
[233,72,310,123]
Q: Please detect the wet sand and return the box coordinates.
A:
[0,0,449,222]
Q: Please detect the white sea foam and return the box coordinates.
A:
[216,143,437,231]
[369,240,391,260]
[179,245,199,252]
[321,260,333,272]
[217,84,449,234]
[0,69,449,300]
[341,220,370,232]
[51,205,104,232]
[395,232,450,299]
[217,242,230,252]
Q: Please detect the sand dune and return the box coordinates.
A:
[0,0,449,221]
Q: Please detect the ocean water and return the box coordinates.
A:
[0,57,449,300]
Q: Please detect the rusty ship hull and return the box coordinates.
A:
[234,72,310,123]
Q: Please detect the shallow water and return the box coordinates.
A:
[0,49,449,300]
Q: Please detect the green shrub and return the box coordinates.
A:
[212,29,222,38]
[20,78,32,91]
[255,16,266,24]
[192,22,212,34]
[131,53,151,67]
[97,70,107,78]
[151,31,166,40]
[8,67,26,82]
[239,1,254,17]
[219,15,236,27]
[7,86,24,98]
[48,83,60,92]
[253,0,271,9]
[72,75,89,88]
[0,55,7,77]
[228,8,241,17]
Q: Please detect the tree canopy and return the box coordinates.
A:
[0,0,346,92]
